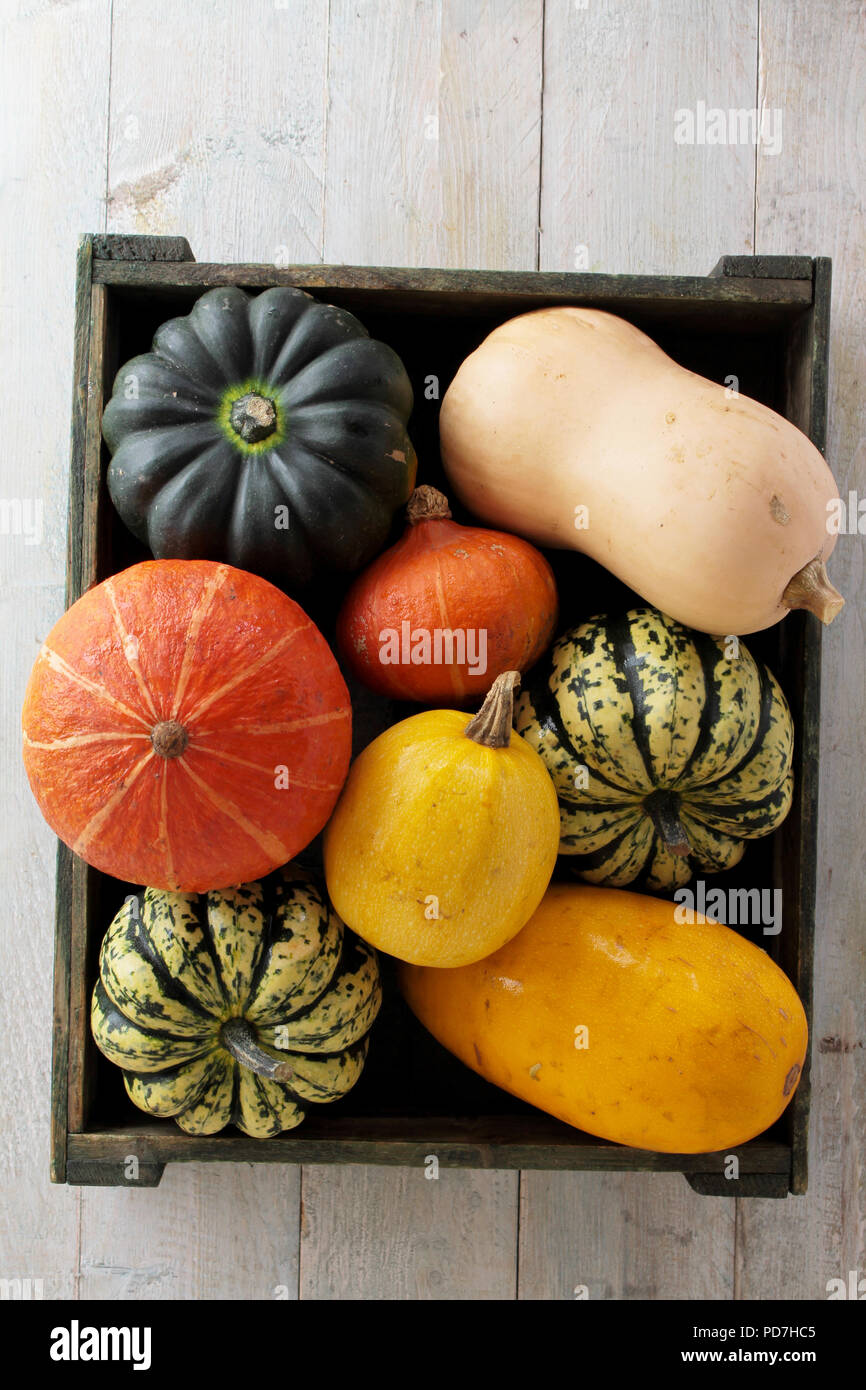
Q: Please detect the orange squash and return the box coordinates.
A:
[401,883,808,1153]
[22,559,351,892]
[336,486,558,702]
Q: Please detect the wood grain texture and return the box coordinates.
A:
[105,0,329,263]
[76,1164,300,1299]
[323,0,544,267]
[518,1173,737,1300]
[0,0,112,1297]
[517,0,762,1300]
[300,1165,518,1299]
[737,0,866,1301]
[538,0,759,275]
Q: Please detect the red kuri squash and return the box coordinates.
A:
[22,560,352,892]
[336,486,558,702]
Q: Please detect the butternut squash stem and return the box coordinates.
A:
[782,556,844,624]
[464,670,520,749]
[406,484,452,524]
[220,1018,294,1082]
[645,791,691,858]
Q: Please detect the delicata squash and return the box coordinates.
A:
[440,306,843,635]
[91,867,381,1137]
[515,608,794,891]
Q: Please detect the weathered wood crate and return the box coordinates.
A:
[52,235,829,1195]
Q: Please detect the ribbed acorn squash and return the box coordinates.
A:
[91,866,381,1137]
[514,608,794,891]
[102,286,416,589]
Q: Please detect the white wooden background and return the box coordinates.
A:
[1,0,863,1300]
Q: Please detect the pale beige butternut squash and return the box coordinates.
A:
[440,307,843,635]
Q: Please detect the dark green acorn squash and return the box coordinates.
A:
[102,286,417,589]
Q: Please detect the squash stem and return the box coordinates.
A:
[406,485,452,524]
[645,791,691,858]
[150,720,188,759]
[782,556,844,624]
[229,392,277,444]
[220,1018,293,1082]
[464,670,520,749]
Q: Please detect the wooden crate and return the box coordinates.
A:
[52,235,829,1196]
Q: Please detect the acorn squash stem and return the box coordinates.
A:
[220,1018,293,1082]
[645,791,691,858]
[464,670,520,749]
[229,391,278,444]
[782,556,844,624]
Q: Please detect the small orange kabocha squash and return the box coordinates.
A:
[92,867,381,1137]
[337,486,557,702]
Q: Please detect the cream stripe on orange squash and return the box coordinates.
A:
[323,671,560,968]
[22,559,351,892]
[400,883,808,1154]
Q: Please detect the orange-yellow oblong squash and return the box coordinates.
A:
[400,883,808,1153]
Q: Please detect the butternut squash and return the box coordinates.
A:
[439,307,843,636]
[401,882,808,1153]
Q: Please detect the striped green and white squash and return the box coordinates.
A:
[91,865,381,1137]
[514,608,794,891]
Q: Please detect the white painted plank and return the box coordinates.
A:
[77,1164,300,1300]
[518,0,761,1300]
[0,0,112,1299]
[106,0,330,263]
[323,0,543,267]
[737,0,866,1301]
[300,1165,518,1299]
[519,1173,736,1300]
[539,0,759,274]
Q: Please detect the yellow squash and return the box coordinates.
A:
[401,883,808,1152]
[323,671,560,967]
